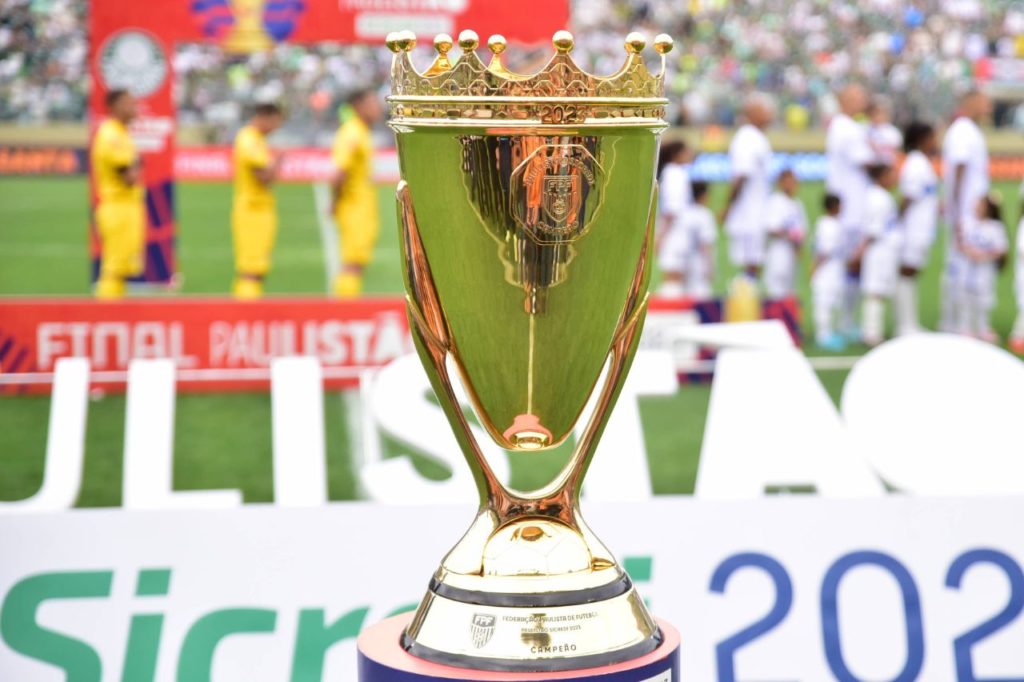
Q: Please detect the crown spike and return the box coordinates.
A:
[395,30,416,52]
[653,33,674,78]
[487,34,507,55]
[435,33,454,55]
[387,30,670,124]
[625,32,646,54]
[385,32,401,54]
[487,34,511,76]
[552,30,574,54]
[458,29,479,52]
[424,33,454,75]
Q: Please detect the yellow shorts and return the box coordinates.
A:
[232,206,277,276]
[97,200,145,278]
[336,201,379,266]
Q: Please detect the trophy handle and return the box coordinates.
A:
[558,183,657,506]
[397,181,658,524]
[397,181,503,508]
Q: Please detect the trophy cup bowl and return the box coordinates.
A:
[386,28,674,673]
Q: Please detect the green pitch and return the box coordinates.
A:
[0,177,1020,504]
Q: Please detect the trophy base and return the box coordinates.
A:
[402,573,660,672]
[358,613,680,681]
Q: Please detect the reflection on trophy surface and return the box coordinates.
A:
[387,27,674,672]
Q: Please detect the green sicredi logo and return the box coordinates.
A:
[0,569,416,682]
[1,558,653,680]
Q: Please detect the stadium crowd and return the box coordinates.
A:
[0,0,87,122]
[3,0,1024,137]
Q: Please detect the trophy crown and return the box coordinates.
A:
[386,29,674,125]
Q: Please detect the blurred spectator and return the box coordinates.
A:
[0,0,87,122]
[3,0,1024,137]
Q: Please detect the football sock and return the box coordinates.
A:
[95,275,125,300]
[1012,311,1024,339]
[940,269,961,332]
[896,277,918,334]
[968,296,991,338]
[813,291,834,342]
[862,297,885,344]
[233,276,263,300]
[955,291,973,335]
[334,272,363,298]
[841,280,860,335]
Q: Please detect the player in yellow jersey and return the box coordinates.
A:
[330,89,383,298]
[91,89,144,299]
[231,103,284,299]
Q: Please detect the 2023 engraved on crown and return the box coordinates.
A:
[388,29,674,673]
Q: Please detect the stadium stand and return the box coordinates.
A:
[3,0,1024,139]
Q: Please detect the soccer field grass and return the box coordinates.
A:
[1,176,1021,505]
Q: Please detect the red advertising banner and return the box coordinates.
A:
[174,146,400,183]
[0,298,412,393]
[0,146,87,175]
[0,296,800,395]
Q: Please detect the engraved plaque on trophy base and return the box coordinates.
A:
[358,613,679,682]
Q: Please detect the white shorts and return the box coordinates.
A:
[657,224,688,274]
[727,231,765,268]
[840,222,864,262]
[965,262,998,309]
[944,244,967,288]
[1016,261,1024,311]
[901,227,936,269]
[812,263,844,307]
[763,241,797,298]
[862,240,900,297]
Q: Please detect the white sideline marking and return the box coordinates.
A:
[312,182,339,293]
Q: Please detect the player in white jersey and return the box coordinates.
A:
[896,122,939,335]
[961,196,1007,341]
[720,93,775,278]
[656,140,692,298]
[658,180,717,299]
[826,84,873,340]
[685,181,717,299]
[1009,187,1024,353]
[867,99,903,165]
[762,169,807,299]
[812,193,846,350]
[941,90,993,332]
[860,164,902,346]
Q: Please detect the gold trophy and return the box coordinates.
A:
[223,0,273,53]
[386,28,673,673]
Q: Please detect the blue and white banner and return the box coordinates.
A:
[690,152,829,183]
[1,497,1022,681]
